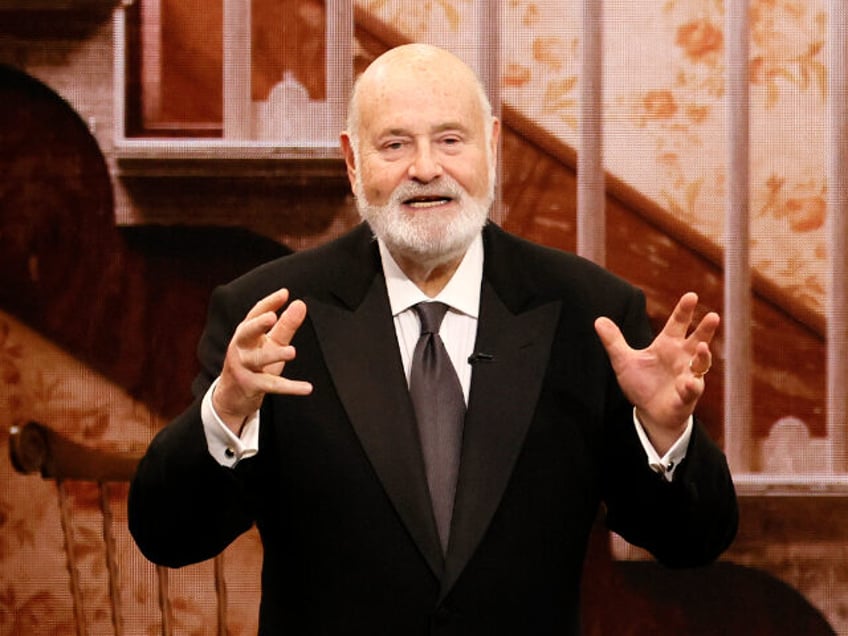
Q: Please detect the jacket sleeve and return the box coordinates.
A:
[599,288,738,568]
[128,282,259,568]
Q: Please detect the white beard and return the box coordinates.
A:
[354,174,494,270]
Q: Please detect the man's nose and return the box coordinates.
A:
[407,144,443,182]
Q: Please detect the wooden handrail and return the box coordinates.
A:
[9,420,142,482]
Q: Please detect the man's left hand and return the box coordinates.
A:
[594,292,720,455]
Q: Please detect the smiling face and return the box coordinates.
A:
[341,45,500,270]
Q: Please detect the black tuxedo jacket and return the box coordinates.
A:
[129,222,737,635]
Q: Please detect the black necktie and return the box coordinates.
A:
[409,302,466,553]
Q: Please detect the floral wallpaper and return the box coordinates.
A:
[361,0,830,315]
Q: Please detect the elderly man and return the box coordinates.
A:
[129,43,737,635]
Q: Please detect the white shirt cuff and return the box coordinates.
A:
[632,409,692,481]
[201,377,260,467]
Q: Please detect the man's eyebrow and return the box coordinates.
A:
[432,122,470,134]
[375,123,471,139]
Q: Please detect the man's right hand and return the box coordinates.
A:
[212,288,314,435]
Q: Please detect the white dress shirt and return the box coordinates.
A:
[381,234,482,404]
[201,233,691,480]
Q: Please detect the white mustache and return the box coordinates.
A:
[390,179,465,205]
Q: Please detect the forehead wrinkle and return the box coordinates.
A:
[377,122,472,138]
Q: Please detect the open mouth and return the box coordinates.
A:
[404,195,454,209]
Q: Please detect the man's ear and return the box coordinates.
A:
[340,132,357,192]
[490,118,501,160]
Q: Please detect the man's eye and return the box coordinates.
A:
[439,136,465,150]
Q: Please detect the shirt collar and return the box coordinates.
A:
[379,234,483,319]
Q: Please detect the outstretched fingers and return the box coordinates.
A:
[215,289,314,429]
[595,292,721,435]
[686,310,720,347]
[661,291,700,339]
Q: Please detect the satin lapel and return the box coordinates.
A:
[306,276,444,578]
[440,280,561,598]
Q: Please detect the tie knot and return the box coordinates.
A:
[414,302,449,335]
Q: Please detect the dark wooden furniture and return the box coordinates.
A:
[9,420,228,636]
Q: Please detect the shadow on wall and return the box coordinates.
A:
[0,63,292,419]
[611,561,836,635]
[578,516,836,635]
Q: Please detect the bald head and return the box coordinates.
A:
[345,44,494,148]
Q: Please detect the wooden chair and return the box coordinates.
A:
[9,420,229,636]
